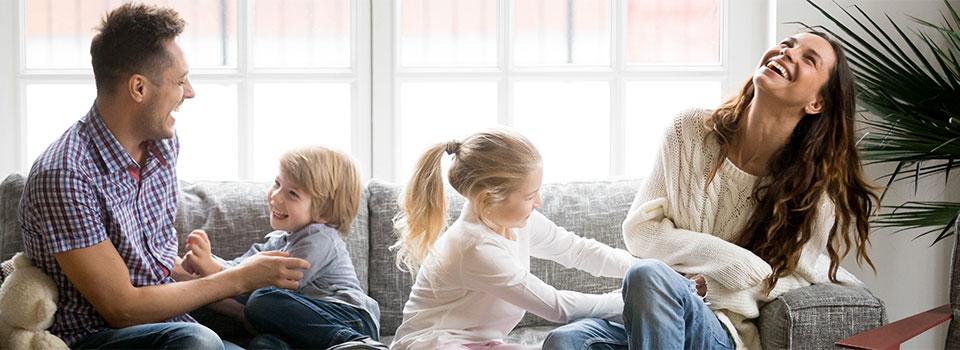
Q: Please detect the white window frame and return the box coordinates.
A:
[1,0,19,177]
[3,0,372,181]
[371,0,771,181]
[1,0,774,182]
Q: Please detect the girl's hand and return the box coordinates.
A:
[182,230,221,276]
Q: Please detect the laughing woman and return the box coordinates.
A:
[544,32,878,350]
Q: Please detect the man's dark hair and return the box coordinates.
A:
[90,3,185,94]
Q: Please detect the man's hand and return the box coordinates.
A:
[229,251,310,292]
[182,230,220,277]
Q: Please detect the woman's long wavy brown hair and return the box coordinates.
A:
[706,32,878,293]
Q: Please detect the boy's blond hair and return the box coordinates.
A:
[392,129,541,274]
[279,146,361,235]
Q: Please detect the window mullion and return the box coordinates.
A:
[371,0,395,181]
[354,0,372,180]
[610,0,625,177]
[499,0,511,126]
[238,0,253,180]
[724,0,767,98]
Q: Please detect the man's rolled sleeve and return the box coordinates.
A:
[26,169,108,253]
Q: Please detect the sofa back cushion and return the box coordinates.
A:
[175,180,370,292]
[0,175,371,292]
[367,178,641,335]
[1,174,26,262]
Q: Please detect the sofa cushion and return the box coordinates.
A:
[759,283,886,349]
[174,180,370,292]
[0,174,25,262]
[1,175,372,294]
[366,179,464,336]
[379,325,554,348]
[367,178,642,335]
[174,180,371,345]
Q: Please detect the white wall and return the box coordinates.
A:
[776,1,959,348]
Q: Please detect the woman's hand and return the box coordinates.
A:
[691,274,707,297]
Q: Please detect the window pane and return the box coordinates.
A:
[624,81,720,177]
[513,81,609,183]
[175,83,238,181]
[400,0,497,67]
[251,83,352,181]
[23,83,239,180]
[626,0,720,65]
[25,0,236,70]
[513,0,610,67]
[24,84,96,166]
[252,0,351,68]
[398,81,499,182]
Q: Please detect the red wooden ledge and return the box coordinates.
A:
[835,304,951,350]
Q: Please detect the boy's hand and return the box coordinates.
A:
[182,230,221,276]
[171,256,196,282]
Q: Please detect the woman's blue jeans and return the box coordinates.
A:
[543,259,735,350]
[243,287,379,350]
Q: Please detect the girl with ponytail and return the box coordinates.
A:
[390,129,637,350]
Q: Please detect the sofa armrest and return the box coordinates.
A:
[759,284,886,350]
[835,304,950,350]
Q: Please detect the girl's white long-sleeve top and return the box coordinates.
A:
[621,108,861,350]
[390,204,638,350]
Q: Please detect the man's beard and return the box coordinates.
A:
[142,98,175,140]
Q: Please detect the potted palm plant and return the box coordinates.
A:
[804,0,960,347]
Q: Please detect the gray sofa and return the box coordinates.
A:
[0,173,886,349]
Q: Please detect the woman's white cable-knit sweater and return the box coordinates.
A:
[622,108,861,349]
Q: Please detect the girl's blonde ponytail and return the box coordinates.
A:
[392,141,460,273]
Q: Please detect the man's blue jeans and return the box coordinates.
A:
[243,287,379,350]
[543,259,735,350]
[71,322,239,349]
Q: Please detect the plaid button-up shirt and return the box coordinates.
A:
[20,104,194,345]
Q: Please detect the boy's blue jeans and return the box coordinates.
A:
[542,259,735,350]
[71,322,241,349]
[243,287,379,350]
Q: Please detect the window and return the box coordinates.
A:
[376,0,760,183]
[2,0,768,183]
[11,0,369,181]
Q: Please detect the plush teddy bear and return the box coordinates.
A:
[0,252,68,350]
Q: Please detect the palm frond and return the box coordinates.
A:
[805,0,960,244]
[873,202,960,245]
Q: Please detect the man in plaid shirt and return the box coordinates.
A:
[19,4,310,348]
